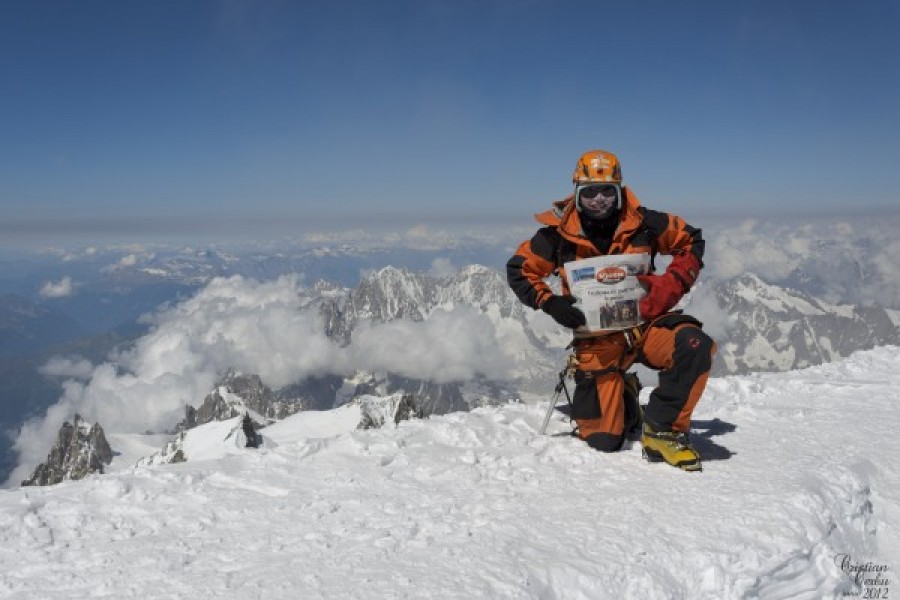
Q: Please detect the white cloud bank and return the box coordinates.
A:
[38,357,95,380]
[38,277,75,298]
[8,274,515,486]
[705,216,900,308]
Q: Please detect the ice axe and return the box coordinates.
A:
[539,353,578,435]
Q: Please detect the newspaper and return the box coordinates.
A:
[563,253,650,336]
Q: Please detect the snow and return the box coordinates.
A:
[1,347,898,599]
[105,433,172,471]
[263,403,361,442]
[179,417,255,462]
[740,331,796,371]
[217,387,268,425]
[734,274,824,316]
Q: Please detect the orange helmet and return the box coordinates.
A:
[572,150,622,185]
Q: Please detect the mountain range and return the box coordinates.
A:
[313,264,899,378]
[19,264,900,486]
[707,273,900,373]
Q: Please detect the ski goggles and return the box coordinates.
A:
[577,184,620,213]
[578,184,619,201]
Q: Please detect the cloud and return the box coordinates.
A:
[704,215,900,307]
[429,257,456,278]
[101,251,156,273]
[7,273,518,486]
[348,308,513,383]
[681,282,733,344]
[707,219,802,281]
[61,246,98,262]
[38,276,75,298]
[119,254,139,267]
[39,357,95,380]
[300,229,369,245]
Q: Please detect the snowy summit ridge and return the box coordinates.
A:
[1,346,897,598]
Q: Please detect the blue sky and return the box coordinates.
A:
[1,0,898,244]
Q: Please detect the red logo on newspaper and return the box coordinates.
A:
[595,267,627,284]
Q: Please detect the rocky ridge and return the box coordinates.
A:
[177,369,297,432]
[22,415,113,486]
[706,273,900,374]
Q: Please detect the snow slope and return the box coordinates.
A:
[1,348,898,599]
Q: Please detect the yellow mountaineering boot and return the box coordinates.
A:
[641,423,702,472]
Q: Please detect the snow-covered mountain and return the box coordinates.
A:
[16,264,899,488]
[318,264,532,340]
[2,347,897,598]
[701,273,900,374]
[315,264,898,379]
[311,264,557,405]
[138,414,263,466]
[178,369,299,431]
[134,391,428,468]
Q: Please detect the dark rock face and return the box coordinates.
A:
[277,374,345,411]
[179,389,235,430]
[357,393,424,430]
[178,370,302,432]
[240,414,262,448]
[215,370,300,421]
[383,375,467,416]
[22,414,113,486]
[393,394,425,425]
[348,373,468,418]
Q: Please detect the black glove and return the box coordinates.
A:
[541,295,586,329]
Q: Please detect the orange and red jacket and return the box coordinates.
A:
[506,187,704,311]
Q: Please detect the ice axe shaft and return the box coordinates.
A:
[539,386,562,435]
[539,353,578,435]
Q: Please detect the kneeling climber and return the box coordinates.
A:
[506,150,717,471]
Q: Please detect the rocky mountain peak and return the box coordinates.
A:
[438,264,525,318]
[178,369,299,432]
[22,414,113,486]
[353,267,431,322]
[702,274,899,374]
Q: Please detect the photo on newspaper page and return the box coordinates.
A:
[563,253,651,337]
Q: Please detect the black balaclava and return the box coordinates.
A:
[581,211,619,254]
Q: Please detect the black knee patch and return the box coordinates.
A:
[571,370,601,420]
[674,327,714,367]
[646,326,714,427]
[584,432,624,453]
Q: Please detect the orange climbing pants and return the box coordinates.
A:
[570,313,717,452]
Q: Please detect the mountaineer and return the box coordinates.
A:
[506,150,716,471]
